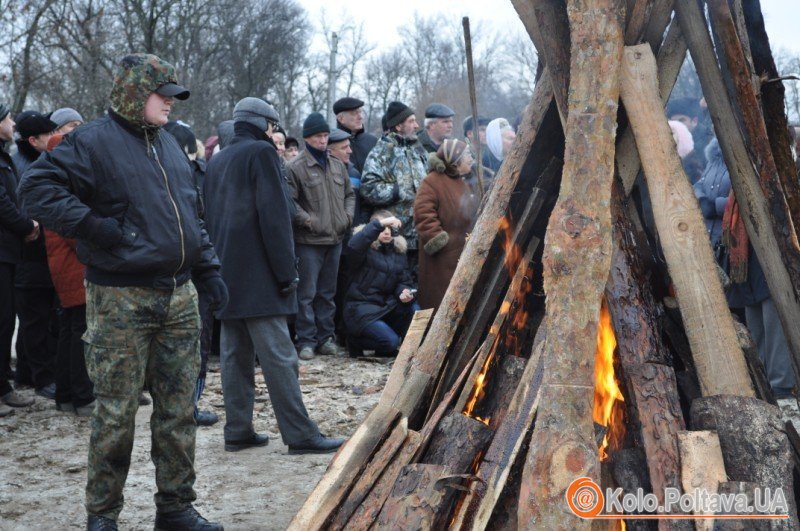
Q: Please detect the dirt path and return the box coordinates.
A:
[0,355,391,530]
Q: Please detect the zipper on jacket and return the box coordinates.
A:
[150,140,186,289]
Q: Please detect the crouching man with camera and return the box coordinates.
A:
[342,212,419,358]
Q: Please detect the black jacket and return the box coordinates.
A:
[18,110,220,289]
[203,122,298,319]
[0,149,33,264]
[11,145,52,288]
[337,123,377,174]
[344,220,414,335]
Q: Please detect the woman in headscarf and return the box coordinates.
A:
[414,139,480,310]
[484,117,516,171]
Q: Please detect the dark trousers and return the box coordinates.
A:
[350,303,418,353]
[55,304,93,407]
[0,262,14,396]
[295,243,342,349]
[14,286,57,388]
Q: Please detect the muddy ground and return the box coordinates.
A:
[0,355,392,530]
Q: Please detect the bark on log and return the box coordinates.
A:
[624,0,654,44]
[625,364,686,508]
[519,3,624,528]
[675,0,800,390]
[612,448,656,531]
[619,43,754,397]
[691,395,798,526]
[733,319,776,405]
[286,405,402,530]
[344,431,422,530]
[677,430,727,530]
[329,418,409,530]
[451,338,546,530]
[423,413,494,474]
[741,0,800,231]
[380,308,433,410]
[642,0,675,53]
[374,464,455,531]
[714,481,770,530]
[472,355,527,431]
[396,74,556,427]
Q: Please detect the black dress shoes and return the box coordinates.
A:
[195,409,219,427]
[288,434,346,455]
[86,515,118,530]
[224,432,269,452]
[154,506,222,530]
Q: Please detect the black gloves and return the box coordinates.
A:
[201,275,229,312]
[77,213,124,249]
[279,277,300,296]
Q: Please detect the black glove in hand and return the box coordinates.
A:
[202,276,229,312]
[279,277,300,296]
[78,214,124,250]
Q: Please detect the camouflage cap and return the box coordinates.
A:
[109,53,189,128]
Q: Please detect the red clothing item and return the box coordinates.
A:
[44,228,85,308]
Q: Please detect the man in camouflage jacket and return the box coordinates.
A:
[19,54,225,531]
[360,101,428,257]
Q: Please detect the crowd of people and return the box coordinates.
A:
[1,51,798,530]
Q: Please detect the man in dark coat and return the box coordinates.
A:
[333,96,377,173]
[12,110,58,397]
[203,97,344,455]
[416,103,455,154]
[19,53,225,531]
[0,104,36,415]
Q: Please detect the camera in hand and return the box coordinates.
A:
[390,227,400,237]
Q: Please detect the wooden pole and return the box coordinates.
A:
[462,17,484,199]
[619,43,755,397]
[675,0,800,392]
[518,1,624,528]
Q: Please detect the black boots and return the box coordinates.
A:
[154,506,223,530]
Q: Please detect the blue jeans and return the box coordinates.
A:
[350,303,419,354]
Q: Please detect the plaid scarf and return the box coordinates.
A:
[722,189,749,283]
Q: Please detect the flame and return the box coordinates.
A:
[593,299,625,461]
[463,342,496,425]
[498,216,522,275]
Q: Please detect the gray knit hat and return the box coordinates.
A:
[50,108,84,128]
[233,97,279,131]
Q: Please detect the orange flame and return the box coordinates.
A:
[593,299,625,461]
[498,216,522,275]
[463,342,496,426]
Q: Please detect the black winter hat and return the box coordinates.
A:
[385,101,414,129]
[463,115,490,136]
[0,103,10,121]
[333,97,364,115]
[15,110,57,138]
[302,112,330,138]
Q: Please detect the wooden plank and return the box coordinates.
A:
[329,417,409,530]
[344,431,422,530]
[619,44,754,397]
[379,308,433,407]
[518,2,624,528]
[678,430,727,530]
[286,404,402,531]
[675,0,800,393]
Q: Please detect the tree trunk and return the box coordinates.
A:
[519,2,624,528]
[675,0,800,391]
[619,43,754,397]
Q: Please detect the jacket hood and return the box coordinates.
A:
[109,53,180,131]
[353,223,408,254]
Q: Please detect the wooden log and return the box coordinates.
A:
[714,481,770,530]
[675,0,800,391]
[374,464,455,530]
[286,404,402,530]
[451,338,546,530]
[472,355,527,432]
[512,0,570,128]
[611,448,656,531]
[625,364,686,507]
[642,0,675,53]
[619,43,754,397]
[707,0,800,296]
[345,431,422,530]
[423,413,494,473]
[328,417,409,530]
[691,395,799,525]
[519,3,624,527]
[396,74,556,426]
[733,319,776,405]
[379,308,433,409]
[624,0,654,45]
[677,430,727,530]
[740,0,800,232]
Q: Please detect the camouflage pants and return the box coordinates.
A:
[83,281,201,520]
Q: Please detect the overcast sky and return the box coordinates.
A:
[297,0,800,55]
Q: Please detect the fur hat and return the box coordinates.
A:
[14,111,57,138]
